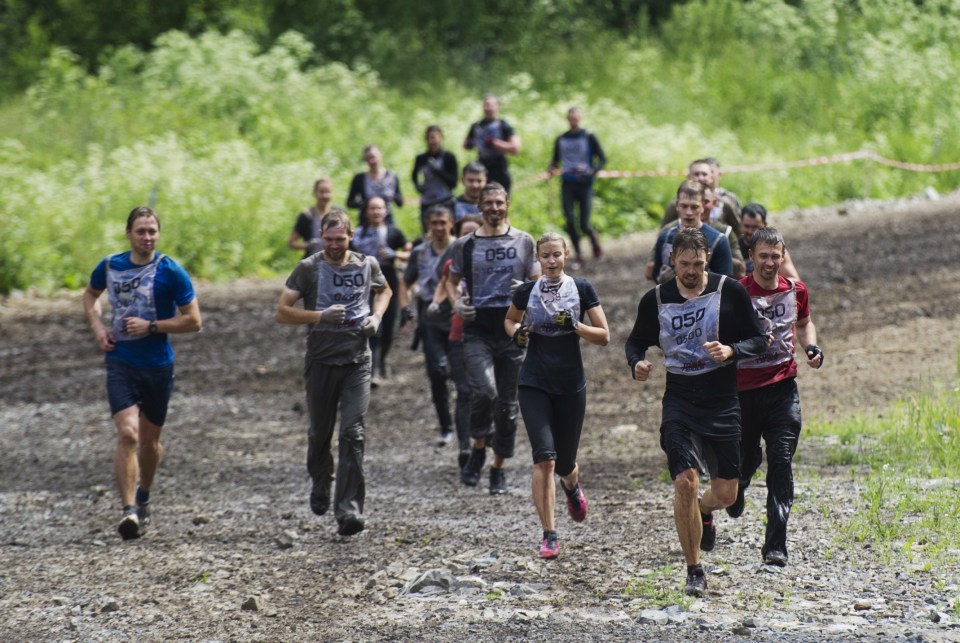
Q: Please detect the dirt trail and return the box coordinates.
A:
[1,193,959,641]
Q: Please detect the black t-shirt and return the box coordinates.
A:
[624,272,766,400]
[513,277,600,394]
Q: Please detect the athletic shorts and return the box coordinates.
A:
[660,390,741,480]
[106,360,175,426]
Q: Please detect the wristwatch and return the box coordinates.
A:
[148,322,158,334]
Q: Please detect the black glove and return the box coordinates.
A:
[400,306,414,328]
[805,343,824,368]
[557,309,578,332]
[512,325,529,349]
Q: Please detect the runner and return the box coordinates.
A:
[646,180,734,283]
[347,144,404,226]
[453,162,488,222]
[82,206,202,540]
[625,227,766,595]
[351,196,410,385]
[402,203,456,445]
[275,209,391,536]
[548,106,607,268]
[289,177,337,258]
[703,186,746,279]
[412,125,458,234]
[447,183,538,494]
[731,226,823,566]
[463,95,521,193]
[740,203,800,280]
[660,159,742,237]
[504,232,610,559]
[433,214,483,467]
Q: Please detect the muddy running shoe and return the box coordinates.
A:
[310,490,330,516]
[563,481,588,522]
[337,515,365,536]
[700,513,716,552]
[117,505,141,541]
[763,548,788,567]
[461,447,485,487]
[538,531,560,559]
[489,467,508,495]
[726,483,747,519]
[136,503,151,533]
[684,566,707,597]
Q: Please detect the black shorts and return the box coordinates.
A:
[106,360,175,426]
[660,390,741,480]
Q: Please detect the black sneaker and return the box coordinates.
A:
[763,548,788,567]
[684,568,707,596]
[136,503,151,533]
[310,490,330,516]
[117,506,141,541]
[337,515,365,536]
[489,467,507,495]
[461,447,485,487]
[725,483,747,518]
[700,513,716,552]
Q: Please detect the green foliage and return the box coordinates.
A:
[4,1,960,292]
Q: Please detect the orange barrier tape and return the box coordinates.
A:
[407,151,960,205]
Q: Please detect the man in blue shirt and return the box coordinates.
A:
[83,206,202,540]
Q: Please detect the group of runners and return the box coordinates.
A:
[82,97,823,596]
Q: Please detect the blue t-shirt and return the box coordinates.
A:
[89,252,195,368]
[512,277,600,394]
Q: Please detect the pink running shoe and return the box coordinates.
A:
[539,531,560,559]
[564,481,588,522]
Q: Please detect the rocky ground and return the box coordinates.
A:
[1,192,959,642]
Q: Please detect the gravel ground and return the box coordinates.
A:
[1,191,959,642]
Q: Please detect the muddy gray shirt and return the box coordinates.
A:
[285,251,387,365]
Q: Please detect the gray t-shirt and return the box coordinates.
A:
[285,251,387,365]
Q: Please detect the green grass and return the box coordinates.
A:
[807,352,960,564]
[4,1,960,293]
[624,565,694,609]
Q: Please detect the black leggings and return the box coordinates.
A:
[518,385,586,477]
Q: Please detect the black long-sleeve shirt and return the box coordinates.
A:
[625,273,767,400]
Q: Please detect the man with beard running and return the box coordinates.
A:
[447,182,538,494]
[625,226,766,595]
[730,226,823,567]
[275,209,391,536]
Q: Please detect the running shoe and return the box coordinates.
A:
[436,431,454,447]
[458,442,471,470]
[489,467,508,495]
[538,531,560,559]
[762,548,788,567]
[725,483,747,519]
[563,481,587,522]
[310,490,330,516]
[461,447,485,487]
[700,513,716,552]
[136,503,151,533]
[117,506,141,541]
[684,569,707,596]
[337,514,365,536]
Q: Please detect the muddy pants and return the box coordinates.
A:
[739,377,802,556]
[447,340,472,449]
[305,357,371,521]
[561,180,600,259]
[418,312,453,435]
[463,332,522,459]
